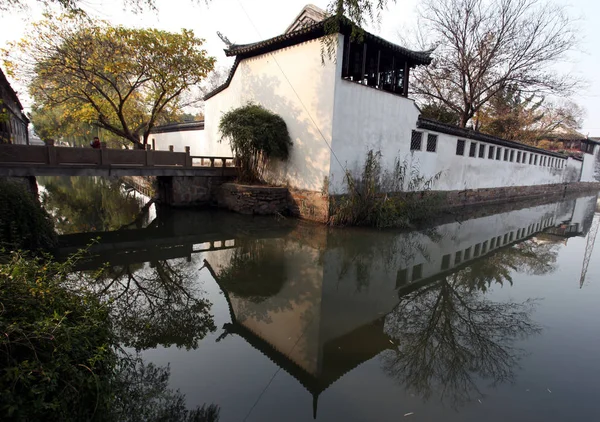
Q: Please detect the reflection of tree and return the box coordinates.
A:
[39,176,144,234]
[217,239,286,303]
[207,238,320,327]
[382,274,540,408]
[110,353,220,422]
[453,239,559,293]
[93,258,215,351]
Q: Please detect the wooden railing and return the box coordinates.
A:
[0,143,238,169]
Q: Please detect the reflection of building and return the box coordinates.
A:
[204,193,598,418]
[0,68,29,145]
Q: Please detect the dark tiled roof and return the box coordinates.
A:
[149,121,204,134]
[0,67,27,120]
[585,137,600,145]
[543,132,586,141]
[417,117,567,159]
[204,17,433,101]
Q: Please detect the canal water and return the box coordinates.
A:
[42,177,600,422]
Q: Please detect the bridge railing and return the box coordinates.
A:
[0,143,237,169]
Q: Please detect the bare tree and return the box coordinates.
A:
[412,0,579,128]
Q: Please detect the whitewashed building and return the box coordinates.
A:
[203,4,598,194]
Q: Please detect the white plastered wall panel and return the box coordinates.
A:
[204,38,338,191]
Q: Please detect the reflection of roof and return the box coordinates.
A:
[204,11,432,101]
[204,258,393,418]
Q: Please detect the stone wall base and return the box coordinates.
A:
[442,182,600,209]
[215,183,289,215]
[287,188,329,223]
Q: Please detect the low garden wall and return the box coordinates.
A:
[443,182,600,208]
[215,183,289,215]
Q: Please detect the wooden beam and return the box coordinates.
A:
[342,34,351,78]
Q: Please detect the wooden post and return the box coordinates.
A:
[342,34,351,78]
[391,56,396,92]
[221,158,226,168]
[210,158,215,167]
[145,144,154,166]
[185,146,192,167]
[402,61,410,97]
[376,50,381,88]
[100,147,108,166]
[169,145,174,152]
[47,144,57,165]
[361,43,367,84]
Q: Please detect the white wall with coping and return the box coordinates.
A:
[329,36,571,193]
[566,157,583,183]
[405,132,568,191]
[205,33,580,194]
[150,129,212,156]
[205,38,337,191]
[580,145,598,182]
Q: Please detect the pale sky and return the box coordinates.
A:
[1,0,599,134]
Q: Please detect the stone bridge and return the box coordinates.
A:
[0,143,239,205]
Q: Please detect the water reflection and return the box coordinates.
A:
[112,354,220,422]
[382,276,540,408]
[39,176,147,234]
[49,181,599,420]
[201,193,597,418]
[95,259,216,351]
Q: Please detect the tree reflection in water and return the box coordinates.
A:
[39,176,145,234]
[92,258,215,351]
[111,353,220,422]
[381,240,556,407]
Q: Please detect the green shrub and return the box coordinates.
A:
[0,178,57,251]
[219,103,292,182]
[329,150,444,228]
[0,252,116,421]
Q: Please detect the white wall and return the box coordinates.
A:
[330,35,570,193]
[150,130,211,156]
[565,157,583,183]
[204,38,338,191]
[580,145,598,182]
[206,34,576,194]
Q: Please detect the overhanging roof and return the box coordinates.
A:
[0,67,28,121]
[204,17,433,101]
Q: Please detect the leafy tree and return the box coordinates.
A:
[0,0,154,13]
[219,103,292,182]
[476,85,584,145]
[6,15,215,148]
[0,251,116,421]
[412,0,579,128]
[0,178,56,251]
[419,102,459,125]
